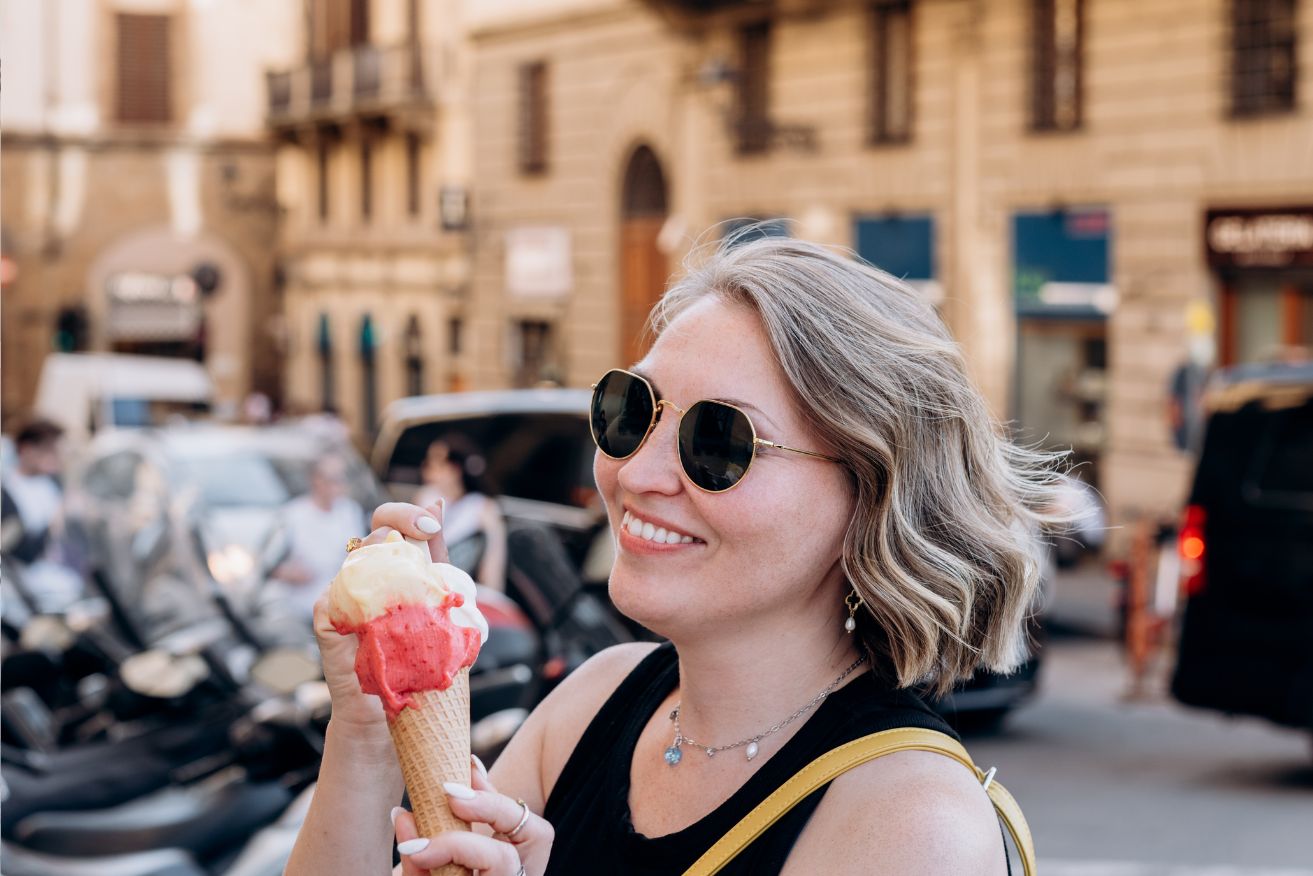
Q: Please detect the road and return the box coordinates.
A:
[966,634,1313,875]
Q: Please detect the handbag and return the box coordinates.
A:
[681,726,1036,876]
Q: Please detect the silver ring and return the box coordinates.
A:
[513,868,526,876]
[504,798,530,839]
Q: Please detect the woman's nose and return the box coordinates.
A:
[615,407,683,495]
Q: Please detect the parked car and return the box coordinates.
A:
[373,388,1043,729]
[1171,361,1313,745]
[65,424,387,647]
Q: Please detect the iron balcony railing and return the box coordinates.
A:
[266,43,434,126]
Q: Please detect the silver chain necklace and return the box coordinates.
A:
[664,653,867,766]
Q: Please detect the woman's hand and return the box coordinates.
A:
[393,756,554,876]
[312,501,449,733]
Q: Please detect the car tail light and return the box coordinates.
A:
[1178,505,1206,597]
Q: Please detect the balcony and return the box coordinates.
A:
[267,43,436,131]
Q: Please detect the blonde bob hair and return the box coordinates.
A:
[652,232,1067,698]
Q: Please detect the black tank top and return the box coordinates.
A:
[543,643,959,876]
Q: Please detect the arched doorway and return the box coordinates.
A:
[619,145,668,367]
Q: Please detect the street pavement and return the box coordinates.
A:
[965,566,1313,876]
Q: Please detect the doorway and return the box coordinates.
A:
[619,145,668,367]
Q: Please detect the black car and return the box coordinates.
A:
[374,389,1044,729]
[1171,362,1313,743]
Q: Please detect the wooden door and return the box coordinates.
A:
[621,216,667,367]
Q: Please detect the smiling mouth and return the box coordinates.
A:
[621,510,703,546]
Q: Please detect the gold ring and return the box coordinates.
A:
[504,799,530,839]
[345,537,364,554]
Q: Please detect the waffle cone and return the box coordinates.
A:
[389,668,473,876]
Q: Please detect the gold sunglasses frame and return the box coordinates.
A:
[589,368,842,493]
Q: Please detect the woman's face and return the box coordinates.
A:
[595,297,856,641]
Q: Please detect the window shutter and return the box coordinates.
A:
[116,14,172,124]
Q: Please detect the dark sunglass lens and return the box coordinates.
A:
[591,371,654,458]
[679,401,755,491]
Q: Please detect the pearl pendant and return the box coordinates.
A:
[745,741,759,761]
[705,747,716,758]
[844,615,857,632]
[664,745,683,766]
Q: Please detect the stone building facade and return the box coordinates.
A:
[464,0,1313,533]
[268,0,474,442]
[0,0,298,422]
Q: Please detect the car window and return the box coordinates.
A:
[81,452,144,500]
[1246,399,1313,510]
[172,454,290,508]
[386,413,596,507]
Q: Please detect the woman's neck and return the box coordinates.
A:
[671,601,862,750]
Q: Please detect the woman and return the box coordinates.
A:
[413,434,508,592]
[288,235,1063,875]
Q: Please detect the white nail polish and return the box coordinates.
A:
[416,516,441,534]
[442,781,476,799]
[390,806,404,827]
[396,838,430,855]
[471,753,487,777]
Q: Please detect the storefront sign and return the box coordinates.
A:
[1205,208,1313,268]
[105,271,202,340]
[1013,208,1114,316]
[506,226,572,299]
[854,215,940,303]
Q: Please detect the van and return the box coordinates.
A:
[1171,361,1313,743]
[33,353,213,449]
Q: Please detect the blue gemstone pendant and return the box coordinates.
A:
[664,745,683,766]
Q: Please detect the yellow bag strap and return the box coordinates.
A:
[680,727,1036,876]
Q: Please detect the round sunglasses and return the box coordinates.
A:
[589,368,842,493]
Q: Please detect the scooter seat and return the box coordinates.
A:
[12,770,291,860]
[0,840,205,876]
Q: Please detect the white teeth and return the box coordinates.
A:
[622,510,698,545]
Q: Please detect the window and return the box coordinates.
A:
[360,314,377,435]
[513,320,555,388]
[404,316,424,397]
[1030,0,1083,132]
[405,133,422,218]
[736,22,772,154]
[310,0,368,60]
[518,62,549,174]
[317,313,334,410]
[116,14,172,124]
[1219,279,1313,365]
[317,140,331,223]
[870,1,914,144]
[360,137,373,223]
[1230,0,1298,116]
[449,316,464,356]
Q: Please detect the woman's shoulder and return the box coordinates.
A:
[783,750,1006,876]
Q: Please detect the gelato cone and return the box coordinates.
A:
[327,533,489,876]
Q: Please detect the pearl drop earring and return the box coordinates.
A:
[844,590,863,633]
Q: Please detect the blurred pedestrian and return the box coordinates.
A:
[413,434,507,591]
[271,453,367,620]
[0,418,84,609]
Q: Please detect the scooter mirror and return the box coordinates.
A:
[249,647,322,695]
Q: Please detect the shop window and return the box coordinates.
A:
[513,320,555,388]
[317,140,331,223]
[116,14,172,124]
[1230,0,1297,117]
[404,315,424,397]
[1029,0,1083,132]
[360,137,373,223]
[1220,279,1313,365]
[317,313,335,411]
[870,1,914,144]
[405,133,422,218]
[736,22,772,154]
[518,61,549,174]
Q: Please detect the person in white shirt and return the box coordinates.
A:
[271,453,367,620]
[0,418,83,609]
[412,435,507,591]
